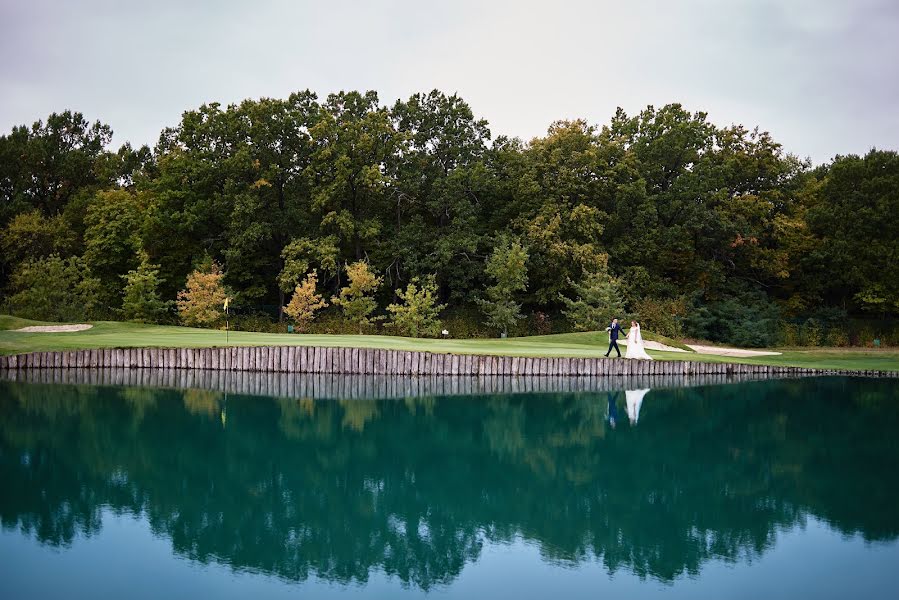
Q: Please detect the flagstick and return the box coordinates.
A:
[224,298,230,369]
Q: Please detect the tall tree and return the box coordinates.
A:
[0,110,113,222]
[308,91,400,262]
[805,150,899,314]
[121,251,170,323]
[560,257,627,331]
[332,260,383,333]
[284,270,328,333]
[177,259,229,328]
[82,189,146,308]
[390,91,491,299]
[478,236,529,337]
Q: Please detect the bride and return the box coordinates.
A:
[625,321,653,360]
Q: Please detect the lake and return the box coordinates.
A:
[1,375,898,599]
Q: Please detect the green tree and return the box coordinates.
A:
[510,120,611,304]
[478,236,528,336]
[83,189,145,308]
[332,261,383,333]
[805,150,899,314]
[308,91,400,260]
[560,258,627,331]
[278,236,339,293]
[6,254,101,322]
[0,210,76,272]
[121,251,170,323]
[386,276,446,337]
[0,110,113,222]
[390,91,491,301]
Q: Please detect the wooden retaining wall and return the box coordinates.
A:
[0,346,895,379]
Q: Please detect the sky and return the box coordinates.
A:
[1,0,897,164]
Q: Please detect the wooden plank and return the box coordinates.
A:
[379,349,389,375]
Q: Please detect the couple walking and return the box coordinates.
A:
[605,318,653,360]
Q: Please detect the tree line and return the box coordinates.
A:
[1,90,897,345]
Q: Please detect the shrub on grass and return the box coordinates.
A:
[684,294,780,348]
[332,261,382,334]
[478,236,528,337]
[825,328,849,347]
[386,277,446,338]
[855,325,876,347]
[283,270,328,333]
[779,322,800,346]
[177,260,228,328]
[799,318,822,347]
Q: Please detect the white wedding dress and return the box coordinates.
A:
[625,324,653,360]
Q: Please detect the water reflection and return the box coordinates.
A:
[2,367,786,400]
[1,377,898,590]
[625,389,650,425]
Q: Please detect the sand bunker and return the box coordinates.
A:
[15,324,94,333]
[618,339,689,353]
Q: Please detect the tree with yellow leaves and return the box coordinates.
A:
[177,259,228,328]
[332,261,382,334]
[283,270,328,333]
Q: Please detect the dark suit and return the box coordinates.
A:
[605,322,623,357]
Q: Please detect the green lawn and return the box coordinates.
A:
[1,317,897,372]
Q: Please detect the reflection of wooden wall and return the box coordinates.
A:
[0,368,800,400]
[0,346,895,380]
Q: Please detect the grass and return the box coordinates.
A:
[0,315,54,330]
[1,316,897,372]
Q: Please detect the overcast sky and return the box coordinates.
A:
[2,0,897,163]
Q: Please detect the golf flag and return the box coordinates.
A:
[224,297,230,312]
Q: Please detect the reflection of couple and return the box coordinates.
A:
[607,389,651,427]
[604,318,653,360]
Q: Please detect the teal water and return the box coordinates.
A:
[1,376,898,599]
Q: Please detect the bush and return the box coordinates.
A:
[478,236,528,336]
[799,318,822,347]
[684,293,780,348]
[634,296,688,338]
[880,325,899,347]
[386,277,445,338]
[825,328,849,347]
[121,252,171,323]
[779,322,800,346]
[532,312,553,336]
[854,325,876,347]
[440,308,493,339]
[229,311,275,333]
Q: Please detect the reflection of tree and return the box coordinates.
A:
[0,378,897,589]
[182,389,220,419]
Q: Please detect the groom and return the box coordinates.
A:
[605,317,623,358]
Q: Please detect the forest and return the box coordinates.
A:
[1,90,897,346]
